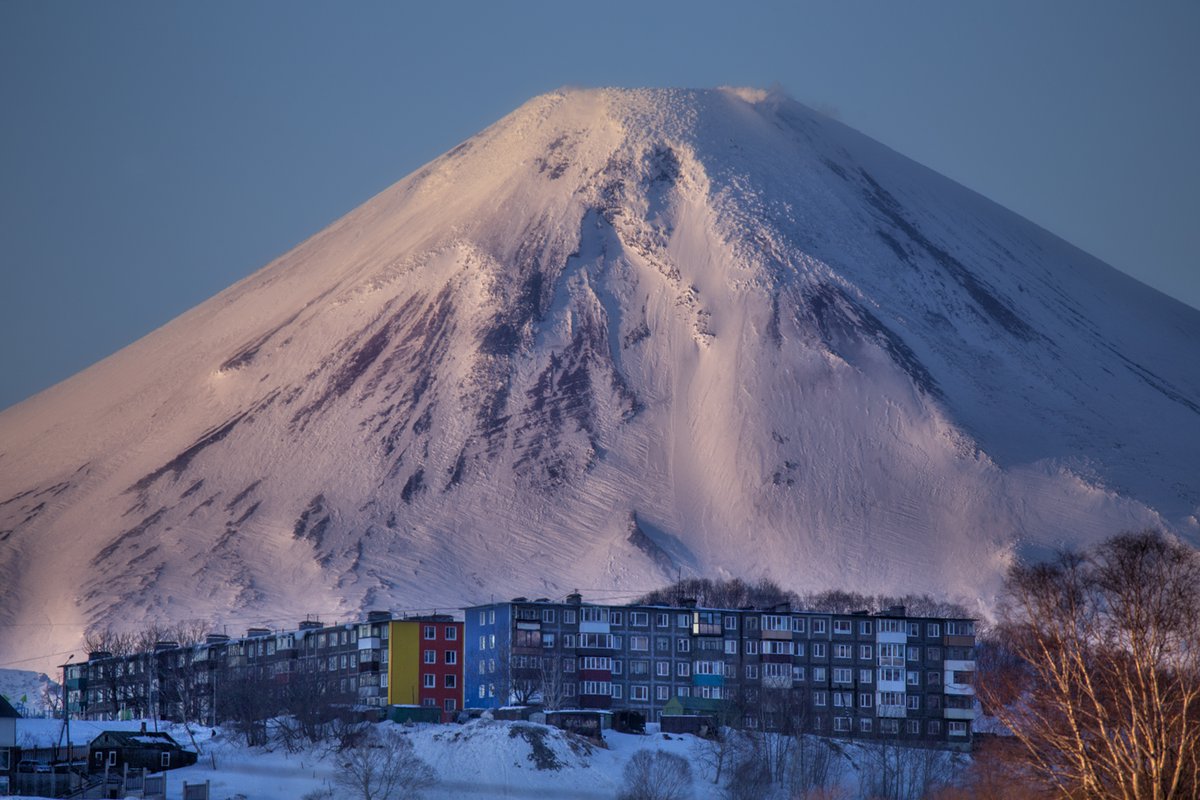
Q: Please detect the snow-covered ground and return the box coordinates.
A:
[1,86,1197,674]
[3,717,970,799]
[0,669,56,718]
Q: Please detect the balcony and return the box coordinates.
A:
[358,637,382,650]
[877,704,907,718]
[944,707,976,721]
[359,660,382,674]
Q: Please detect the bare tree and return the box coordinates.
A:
[333,728,436,800]
[980,530,1200,800]
[619,749,694,800]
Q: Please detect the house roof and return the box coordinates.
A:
[91,730,180,748]
[0,695,20,718]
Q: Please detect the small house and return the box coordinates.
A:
[88,728,197,772]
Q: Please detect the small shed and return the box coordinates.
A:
[611,709,645,734]
[544,710,609,742]
[661,715,717,738]
[88,729,197,772]
[387,705,442,724]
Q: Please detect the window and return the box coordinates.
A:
[833,668,852,684]
[677,614,689,629]
[562,634,575,648]
[676,638,690,653]
[928,693,942,710]
[812,643,826,658]
[478,685,486,699]
[906,622,920,637]
[445,698,457,712]
[656,637,670,652]
[656,613,670,628]
[791,617,806,633]
[445,650,457,665]
[832,691,852,708]
[878,619,903,633]
[907,646,921,662]
[612,684,622,699]
[927,646,942,661]
[859,644,873,660]
[543,633,555,648]
[423,697,437,707]
[656,661,670,677]
[811,619,827,634]
[762,614,789,631]
[879,691,905,707]
[859,692,873,708]
[445,626,457,640]
[488,658,495,674]
[630,612,648,627]
[928,671,941,686]
[833,717,851,732]
[859,669,873,684]
[677,662,690,677]
[580,656,611,671]
[946,621,974,637]
[745,640,759,655]
[424,650,436,664]
[907,671,920,686]
[860,717,873,733]
[489,634,496,649]
[563,610,576,624]
[479,610,487,625]
[879,643,905,666]
[613,659,623,675]
[581,681,611,696]
[745,616,759,632]
[424,625,435,640]
[929,720,942,735]
[581,607,608,623]
[676,686,690,697]
[794,642,805,657]
[859,620,872,635]
[724,616,737,630]
[745,664,758,679]
[656,685,669,700]
[949,721,967,737]
[694,660,723,676]
[542,609,556,623]
[813,667,826,682]
[879,667,904,682]
[340,655,348,669]
[580,633,615,649]
[792,665,806,682]
[762,640,792,656]
[631,685,649,701]
[724,639,737,654]
[907,695,921,709]
[160,752,170,768]
[927,623,940,638]
[444,674,456,688]
[834,644,851,659]
[423,674,435,688]
[108,751,117,766]
[881,719,900,734]
[907,720,921,735]
[630,635,649,651]
[629,660,649,676]
[479,634,487,650]
[563,658,576,673]
[813,691,827,707]
[833,619,851,635]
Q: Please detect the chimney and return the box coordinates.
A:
[566,592,582,606]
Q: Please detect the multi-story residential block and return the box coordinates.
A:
[65,612,463,724]
[464,594,977,749]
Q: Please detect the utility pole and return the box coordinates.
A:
[62,654,73,766]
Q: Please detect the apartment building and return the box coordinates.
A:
[464,594,976,749]
[65,612,463,724]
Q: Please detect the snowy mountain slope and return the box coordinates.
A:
[1,87,1197,670]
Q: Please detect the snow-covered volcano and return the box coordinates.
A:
[2,87,1198,669]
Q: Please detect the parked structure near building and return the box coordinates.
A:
[88,726,197,772]
[464,594,976,749]
[64,612,463,724]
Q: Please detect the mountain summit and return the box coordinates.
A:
[2,87,1197,666]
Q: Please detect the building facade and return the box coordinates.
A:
[65,612,463,724]
[464,594,976,748]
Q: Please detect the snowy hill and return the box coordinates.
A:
[1,87,1197,670]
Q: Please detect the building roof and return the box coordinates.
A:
[90,730,180,748]
[0,695,21,718]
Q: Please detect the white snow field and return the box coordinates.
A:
[1,87,1197,671]
[0,717,967,799]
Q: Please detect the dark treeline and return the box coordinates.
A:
[636,577,973,619]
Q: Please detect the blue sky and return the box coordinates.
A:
[1,1,1197,410]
